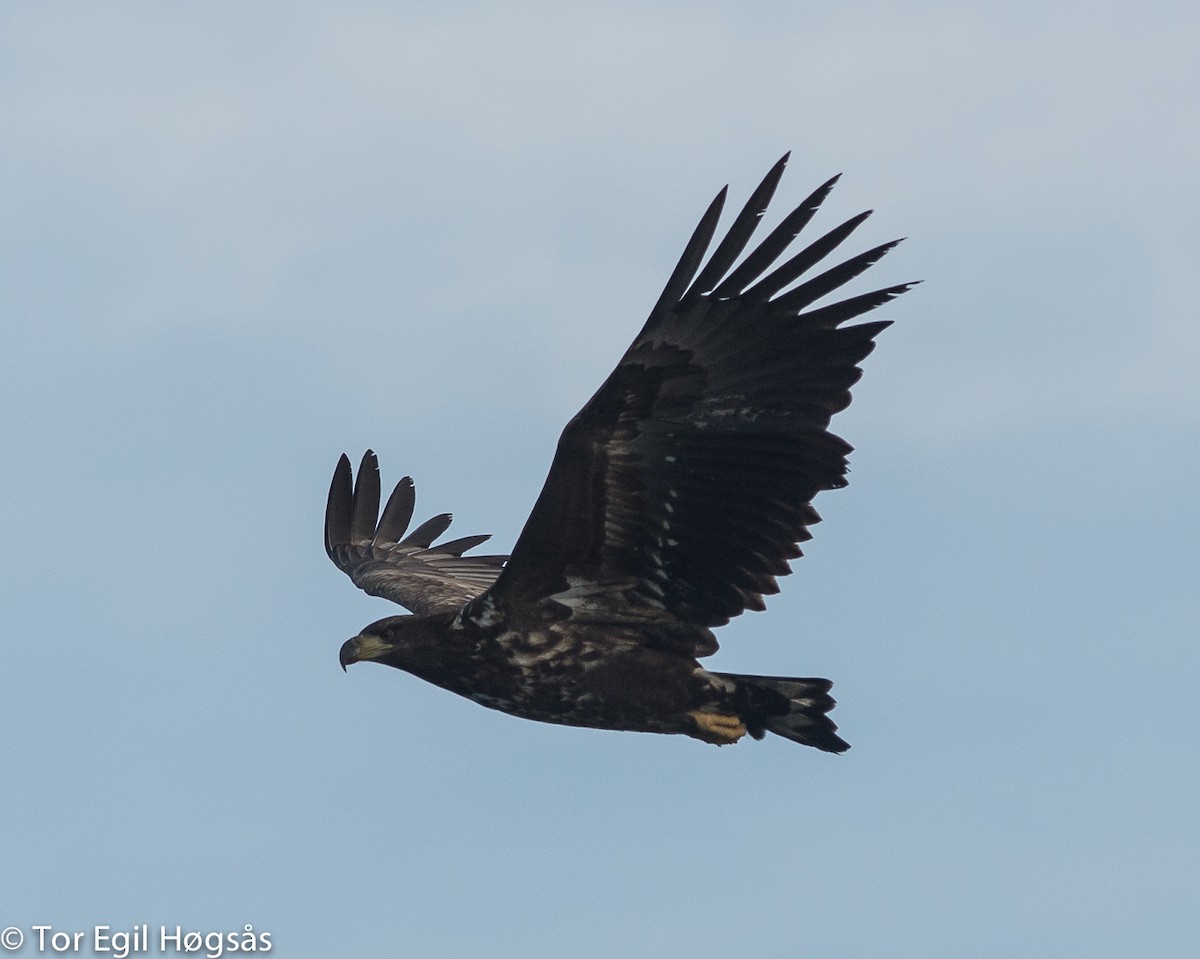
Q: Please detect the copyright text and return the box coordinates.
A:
[0,924,271,958]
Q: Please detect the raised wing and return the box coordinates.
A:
[325,451,507,615]
[470,154,913,651]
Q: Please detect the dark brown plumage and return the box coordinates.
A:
[328,154,913,751]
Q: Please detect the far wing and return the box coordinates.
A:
[325,451,507,615]
[468,154,913,653]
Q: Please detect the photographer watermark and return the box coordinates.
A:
[0,924,271,957]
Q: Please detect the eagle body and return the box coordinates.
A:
[345,611,720,736]
[342,608,842,748]
[327,155,912,752]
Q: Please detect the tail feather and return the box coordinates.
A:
[715,672,849,753]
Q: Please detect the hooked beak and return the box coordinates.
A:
[339,637,360,672]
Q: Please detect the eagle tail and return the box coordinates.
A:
[715,672,850,753]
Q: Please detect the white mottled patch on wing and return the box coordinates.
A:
[547,574,670,618]
[460,593,501,628]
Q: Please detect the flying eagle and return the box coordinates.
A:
[328,154,912,751]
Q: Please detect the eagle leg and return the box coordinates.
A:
[687,710,748,746]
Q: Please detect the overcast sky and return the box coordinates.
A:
[3,3,1197,958]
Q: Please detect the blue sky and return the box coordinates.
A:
[2,3,1197,957]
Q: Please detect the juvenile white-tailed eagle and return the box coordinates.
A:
[328,154,912,751]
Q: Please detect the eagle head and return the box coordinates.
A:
[338,615,412,671]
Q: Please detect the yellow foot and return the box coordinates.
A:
[687,710,747,746]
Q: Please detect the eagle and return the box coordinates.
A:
[328,154,912,751]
